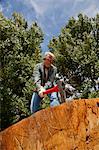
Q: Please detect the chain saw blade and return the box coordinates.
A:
[56,80,66,104]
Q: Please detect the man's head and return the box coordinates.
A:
[43,52,55,68]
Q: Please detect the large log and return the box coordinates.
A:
[0,98,99,150]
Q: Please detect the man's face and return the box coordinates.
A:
[44,55,54,68]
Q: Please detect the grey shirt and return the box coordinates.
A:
[33,63,57,92]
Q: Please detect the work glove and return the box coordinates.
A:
[38,86,46,98]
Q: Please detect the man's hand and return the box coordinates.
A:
[38,86,46,98]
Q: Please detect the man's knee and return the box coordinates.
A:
[30,92,42,113]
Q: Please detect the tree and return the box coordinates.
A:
[48,13,99,98]
[0,12,44,130]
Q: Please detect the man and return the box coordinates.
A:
[30,52,60,113]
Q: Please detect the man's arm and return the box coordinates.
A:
[33,64,45,97]
[33,64,42,90]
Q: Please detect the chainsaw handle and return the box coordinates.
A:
[43,85,59,95]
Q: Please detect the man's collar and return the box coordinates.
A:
[44,65,50,69]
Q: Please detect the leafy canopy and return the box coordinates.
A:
[0,12,44,130]
[48,13,99,98]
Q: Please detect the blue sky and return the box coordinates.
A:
[0,0,99,52]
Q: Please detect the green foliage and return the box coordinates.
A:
[49,13,99,98]
[41,96,50,109]
[88,90,99,98]
[0,12,44,130]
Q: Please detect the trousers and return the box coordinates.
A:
[30,92,60,113]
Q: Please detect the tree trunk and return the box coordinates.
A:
[0,98,99,150]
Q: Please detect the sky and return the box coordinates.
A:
[0,0,99,52]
